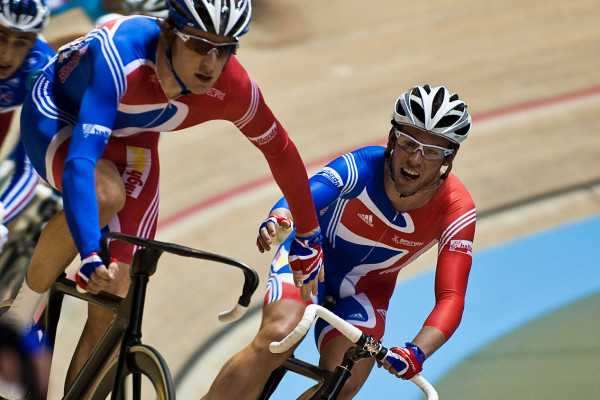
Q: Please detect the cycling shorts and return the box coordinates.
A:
[264,240,388,352]
[22,115,160,264]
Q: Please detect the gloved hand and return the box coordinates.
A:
[288,229,324,300]
[257,215,294,252]
[75,252,118,293]
[384,342,426,380]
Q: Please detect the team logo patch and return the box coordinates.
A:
[358,213,373,227]
[318,167,343,188]
[249,122,277,146]
[206,87,226,100]
[347,312,367,322]
[450,240,473,256]
[82,124,111,142]
[392,235,423,246]
[123,146,151,198]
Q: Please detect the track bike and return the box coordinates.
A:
[0,184,62,302]
[258,304,438,400]
[41,232,259,400]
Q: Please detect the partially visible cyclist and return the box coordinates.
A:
[206,85,476,400]
[0,320,51,400]
[2,0,323,394]
[0,0,54,253]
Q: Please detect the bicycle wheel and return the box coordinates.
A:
[89,344,175,400]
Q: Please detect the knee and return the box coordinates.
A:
[95,161,126,217]
[250,320,299,364]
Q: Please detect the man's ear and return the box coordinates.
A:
[443,150,458,166]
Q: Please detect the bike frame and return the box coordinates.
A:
[260,304,439,400]
[44,232,259,399]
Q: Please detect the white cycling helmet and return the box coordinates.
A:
[393,85,471,144]
[125,0,168,18]
[0,0,49,33]
[166,0,251,37]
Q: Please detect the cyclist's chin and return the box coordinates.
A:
[187,81,214,95]
[395,177,420,194]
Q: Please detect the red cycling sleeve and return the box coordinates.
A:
[423,242,473,340]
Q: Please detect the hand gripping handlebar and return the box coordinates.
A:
[100,232,259,323]
[269,304,439,400]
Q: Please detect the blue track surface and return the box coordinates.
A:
[271,214,600,399]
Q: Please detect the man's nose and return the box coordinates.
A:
[202,48,219,67]
[408,146,426,161]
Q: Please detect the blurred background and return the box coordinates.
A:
[41,0,600,398]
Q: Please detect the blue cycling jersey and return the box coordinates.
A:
[21,16,319,261]
[267,146,476,345]
[0,38,54,223]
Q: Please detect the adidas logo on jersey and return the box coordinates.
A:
[358,213,374,227]
[347,312,366,321]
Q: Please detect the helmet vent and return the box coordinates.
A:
[410,100,425,123]
[395,102,406,117]
[431,89,445,120]
[438,114,459,128]
[454,125,470,137]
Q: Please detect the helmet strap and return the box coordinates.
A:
[440,162,452,180]
[165,45,190,96]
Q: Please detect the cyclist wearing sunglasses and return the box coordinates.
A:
[206,85,475,400]
[2,0,323,393]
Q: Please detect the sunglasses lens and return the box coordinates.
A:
[396,134,445,160]
[180,33,237,58]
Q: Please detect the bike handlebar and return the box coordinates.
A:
[99,232,259,323]
[269,304,439,400]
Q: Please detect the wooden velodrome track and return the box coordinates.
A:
[31,0,600,398]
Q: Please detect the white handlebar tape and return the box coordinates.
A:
[270,305,439,400]
[218,303,248,323]
[269,304,363,353]
[411,374,439,400]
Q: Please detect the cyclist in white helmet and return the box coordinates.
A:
[2,0,324,394]
[0,0,54,252]
[206,85,476,399]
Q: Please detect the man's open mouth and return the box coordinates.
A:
[401,167,420,181]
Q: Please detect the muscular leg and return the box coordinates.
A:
[204,299,306,400]
[26,160,127,391]
[64,260,130,389]
[27,159,126,293]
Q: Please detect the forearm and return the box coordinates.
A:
[263,142,318,234]
[410,326,446,358]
